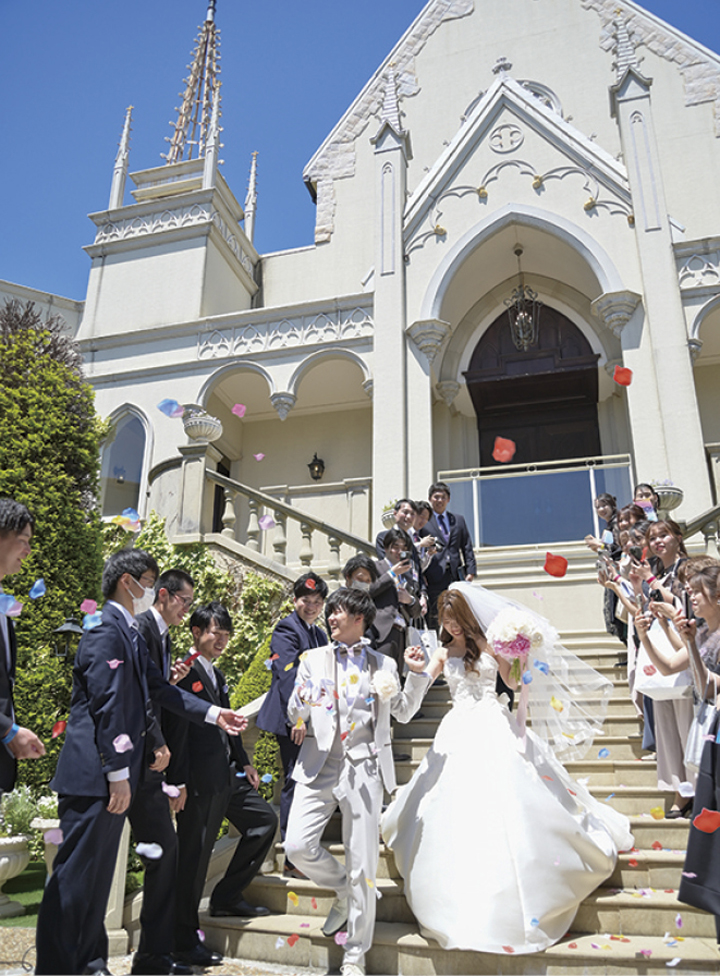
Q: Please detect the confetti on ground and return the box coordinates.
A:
[29,579,46,599]
[598,748,610,758]
[300,923,310,928]
[629,858,638,867]
[667,959,681,968]
[259,515,276,530]
[334,932,348,946]
[288,892,299,907]
[532,590,544,600]
[231,404,247,418]
[80,599,97,614]
[52,720,67,738]
[261,773,273,784]
[652,841,663,850]
[254,453,265,461]
[650,806,665,820]
[492,436,516,463]
[693,807,720,833]
[113,734,133,753]
[162,784,181,798]
[136,843,163,860]
[275,937,285,949]
[675,913,683,929]
[158,398,184,418]
[287,934,299,948]
[311,897,318,910]
[606,793,616,801]
[568,943,578,949]
[544,552,568,578]
[550,696,564,712]
[638,949,652,958]
[43,828,63,845]
[107,659,124,670]
[83,611,103,631]
[613,365,633,386]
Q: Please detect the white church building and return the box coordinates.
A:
[11,0,720,567]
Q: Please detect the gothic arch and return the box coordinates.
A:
[287,347,372,399]
[100,404,153,517]
[691,293,720,342]
[197,361,275,407]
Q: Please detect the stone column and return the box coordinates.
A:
[177,443,223,536]
[406,319,451,495]
[611,68,711,513]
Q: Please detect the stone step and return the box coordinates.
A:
[273,842,399,880]
[575,886,716,939]
[563,759,659,787]
[610,850,688,888]
[587,784,669,815]
[627,815,690,849]
[394,711,644,740]
[199,910,720,974]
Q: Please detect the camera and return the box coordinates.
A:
[399,551,412,561]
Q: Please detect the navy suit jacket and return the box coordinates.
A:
[256,611,326,737]
[375,530,425,592]
[51,603,210,798]
[134,609,172,774]
[0,618,17,793]
[421,510,477,585]
[165,660,250,795]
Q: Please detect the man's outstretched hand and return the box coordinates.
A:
[217,709,248,735]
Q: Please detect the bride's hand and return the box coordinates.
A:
[404,645,427,674]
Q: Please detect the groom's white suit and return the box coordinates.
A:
[285,641,430,970]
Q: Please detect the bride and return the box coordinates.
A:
[381,583,633,955]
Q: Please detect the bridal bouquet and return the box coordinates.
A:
[486,608,545,683]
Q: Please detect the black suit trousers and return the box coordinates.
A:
[35,795,127,975]
[277,733,300,844]
[174,777,277,949]
[127,775,178,957]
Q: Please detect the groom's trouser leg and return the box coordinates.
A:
[285,758,348,897]
[336,757,384,968]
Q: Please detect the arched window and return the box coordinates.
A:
[100,413,147,517]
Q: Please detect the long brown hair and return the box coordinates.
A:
[646,518,688,557]
[437,589,485,673]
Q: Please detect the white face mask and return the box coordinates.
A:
[131,579,155,615]
[350,580,371,592]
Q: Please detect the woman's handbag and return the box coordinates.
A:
[633,620,693,701]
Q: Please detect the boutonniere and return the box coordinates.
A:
[370,670,400,703]
[191,681,203,693]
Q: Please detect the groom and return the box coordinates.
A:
[285,587,431,976]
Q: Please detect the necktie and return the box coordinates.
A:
[438,513,449,541]
[162,632,170,680]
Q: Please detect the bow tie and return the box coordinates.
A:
[334,638,370,658]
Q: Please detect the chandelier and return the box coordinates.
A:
[504,245,542,352]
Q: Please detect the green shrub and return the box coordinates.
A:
[0,785,38,837]
[0,300,105,791]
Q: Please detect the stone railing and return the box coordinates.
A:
[206,470,376,579]
[676,503,720,557]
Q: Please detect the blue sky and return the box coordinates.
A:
[1,0,718,301]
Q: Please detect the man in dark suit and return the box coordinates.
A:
[0,499,45,794]
[165,603,277,961]
[421,481,477,629]
[370,528,423,669]
[131,569,196,975]
[35,552,247,976]
[256,573,327,879]
[376,499,428,618]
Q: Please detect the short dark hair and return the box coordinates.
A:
[189,601,234,635]
[342,554,379,582]
[428,481,451,499]
[293,572,329,600]
[0,499,34,537]
[384,527,414,551]
[102,549,159,599]
[394,498,418,513]
[415,501,432,517]
[325,587,376,630]
[155,569,195,603]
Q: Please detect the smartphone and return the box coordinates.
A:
[628,545,643,562]
[399,551,412,561]
[182,649,202,666]
[683,589,695,621]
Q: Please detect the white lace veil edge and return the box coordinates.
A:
[448,582,613,762]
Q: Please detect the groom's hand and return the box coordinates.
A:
[404,646,427,674]
[291,719,306,745]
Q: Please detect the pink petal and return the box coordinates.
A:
[80,599,98,614]
[43,828,63,845]
[162,783,181,798]
[258,515,276,530]
[113,734,133,753]
[253,453,265,461]
[197,930,205,943]
[232,403,247,418]
[334,931,348,946]
[107,659,124,670]
[6,600,22,618]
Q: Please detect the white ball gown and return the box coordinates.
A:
[381,652,633,954]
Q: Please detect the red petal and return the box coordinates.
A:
[613,365,633,386]
[502,946,515,953]
[652,841,663,850]
[287,934,299,947]
[568,942,578,949]
[629,858,638,867]
[192,681,203,693]
[693,807,720,833]
[492,437,517,464]
[51,720,67,739]
[643,665,657,676]
[544,553,568,578]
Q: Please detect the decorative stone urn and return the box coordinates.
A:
[381,510,396,530]
[0,836,30,917]
[655,485,684,514]
[181,404,223,444]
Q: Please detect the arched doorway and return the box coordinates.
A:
[464,305,601,466]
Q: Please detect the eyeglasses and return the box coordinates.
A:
[172,594,194,609]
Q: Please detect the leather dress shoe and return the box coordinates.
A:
[173,944,223,966]
[283,862,308,880]
[209,898,270,917]
[322,895,348,937]
[131,953,192,975]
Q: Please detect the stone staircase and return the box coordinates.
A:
[198,629,720,974]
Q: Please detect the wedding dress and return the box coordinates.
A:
[381,650,633,954]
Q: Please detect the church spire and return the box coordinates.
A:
[163,1,220,164]
[244,151,258,243]
[108,105,132,210]
[380,64,403,133]
[202,83,222,188]
[613,13,639,80]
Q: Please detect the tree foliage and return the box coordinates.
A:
[0,300,105,790]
